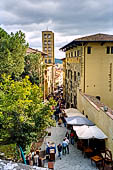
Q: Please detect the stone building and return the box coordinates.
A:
[42,30,55,97]
[60,33,113,109]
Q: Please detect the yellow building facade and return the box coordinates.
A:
[42,30,55,96]
[60,33,113,109]
[61,58,66,100]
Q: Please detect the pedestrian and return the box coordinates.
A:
[33,151,39,166]
[62,139,67,155]
[65,137,69,154]
[58,118,62,126]
[46,142,50,154]
[61,115,66,127]
[57,143,62,159]
[70,131,74,145]
[65,131,69,140]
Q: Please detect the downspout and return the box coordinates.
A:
[84,45,86,93]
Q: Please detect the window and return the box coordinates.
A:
[107,47,110,54]
[71,52,73,57]
[78,72,80,76]
[70,81,72,90]
[48,53,52,57]
[45,59,47,63]
[74,51,76,57]
[74,71,76,81]
[68,70,69,78]
[44,40,47,45]
[66,69,67,77]
[74,96,76,108]
[48,34,51,38]
[45,55,47,58]
[71,71,72,79]
[48,59,51,63]
[48,47,51,51]
[71,93,72,103]
[111,47,113,54]
[87,47,91,54]
[69,53,70,58]
[96,96,101,101]
[77,50,79,56]
[44,47,47,51]
[44,34,47,38]
[48,40,51,45]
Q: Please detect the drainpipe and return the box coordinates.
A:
[84,45,86,93]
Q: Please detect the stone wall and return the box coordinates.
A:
[0,159,48,170]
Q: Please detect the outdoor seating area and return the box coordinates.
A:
[64,108,113,169]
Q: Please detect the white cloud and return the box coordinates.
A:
[0,0,113,58]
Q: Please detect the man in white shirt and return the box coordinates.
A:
[33,152,39,166]
[65,137,69,154]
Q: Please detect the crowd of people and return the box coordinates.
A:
[25,87,76,166]
[57,130,76,160]
[26,150,39,166]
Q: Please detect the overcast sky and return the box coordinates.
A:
[0,0,113,59]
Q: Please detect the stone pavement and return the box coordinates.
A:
[42,124,97,170]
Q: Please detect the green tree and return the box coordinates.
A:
[23,52,45,86]
[0,27,28,77]
[0,75,56,150]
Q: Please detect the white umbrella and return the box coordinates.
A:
[64,108,85,117]
[65,116,95,126]
[73,125,107,139]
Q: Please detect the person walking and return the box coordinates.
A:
[65,131,69,140]
[70,131,74,145]
[65,137,69,154]
[62,139,67,155]
[57,143,62,160]
[33,151,39,166]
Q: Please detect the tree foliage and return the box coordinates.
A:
[0,27,28,77]
[0,75,56,150]
[22,52,45,85]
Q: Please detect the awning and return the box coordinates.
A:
[73,125,107,139]
[64,108,85,117]
[65,116,95,126]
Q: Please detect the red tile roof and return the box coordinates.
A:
[26,47,47,55]
[75,33,113,42]
[60,33,113,51]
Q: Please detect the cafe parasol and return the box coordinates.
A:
[65,116,95,126]
[73,125,107,139]
[64,108,85,117]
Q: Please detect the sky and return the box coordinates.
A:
[0,0,113,59]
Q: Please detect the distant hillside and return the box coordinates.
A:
[55,58,63,64]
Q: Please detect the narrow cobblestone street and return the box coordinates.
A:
[42,124,97,170]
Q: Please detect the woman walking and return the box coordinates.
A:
[57,143,62,159]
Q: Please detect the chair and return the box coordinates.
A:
[104,150,112,165]
[91,155,103,168]
[77,140,84,151]
[92,149,113,170]
[48,162,54,170]
[91,150,106,168]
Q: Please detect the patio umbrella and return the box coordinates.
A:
[64,108,85,117]
[73,125,107,139]
[65,116,95,126]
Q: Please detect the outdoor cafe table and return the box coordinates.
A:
[83,147,93,158]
